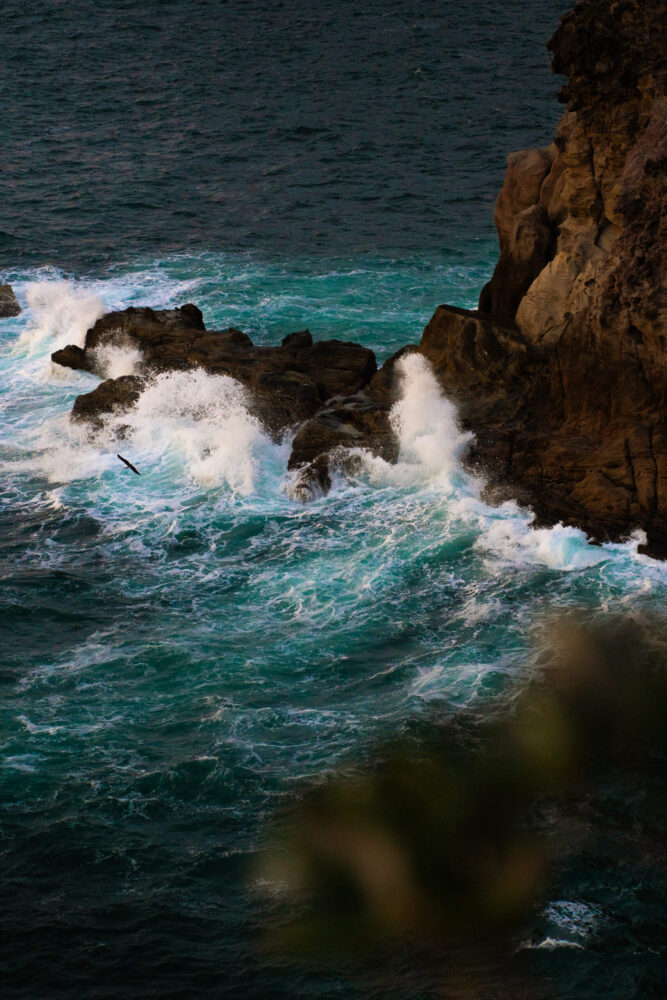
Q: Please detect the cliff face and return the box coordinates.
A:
[421,0,667,555]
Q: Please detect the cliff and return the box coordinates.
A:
[420,0,666,554]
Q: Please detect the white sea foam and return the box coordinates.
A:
[4,362,280,496]
[111,369,276,493]
[518,937,585,951]
[364,354,646,572]
[518,900,603,952]
[391,352,474,486]
[357,352,478,495]
[477,508,609,572]
[19,281,105,355]
[410,660,501,705]
[92,341,144,379]
[544,900,602,938]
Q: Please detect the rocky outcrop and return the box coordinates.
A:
[53,1,666,555]
[56,304,387,470]
[72,375,147,427]
[287,347,415,497]
[0,284,21,317]
[423,0,667,556]
[51,344,94,372]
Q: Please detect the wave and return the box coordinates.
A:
[18,280,105,356]
[347,353,647,573]
[113,369,278,494]
[2,269,662,586]
[3,367,282,497]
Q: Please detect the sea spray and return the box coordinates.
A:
[351,352,479,496]
[390,352,473,487]
[353,353,645,573]
[19,281,105,355]
[117,369,278,493]
[91,342,144,379]
[4,368,283,496]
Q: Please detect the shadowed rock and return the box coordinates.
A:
[281,329,313,351]
[51,344,94,372]
[72,375,147,427]
[287,345,418,497]
[0,284,21,317]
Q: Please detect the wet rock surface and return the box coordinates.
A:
[71,374,147,427]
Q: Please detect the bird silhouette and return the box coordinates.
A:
[117,454,141,475]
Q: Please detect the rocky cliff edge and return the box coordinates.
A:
[420,0,666,555]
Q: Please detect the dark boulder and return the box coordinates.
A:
[288,394,397,500]
[83,304,205,353]
[282,329,313,351]
[286,346,417,499]
[71,375,147,427]
[0,284,21,318]
[51,344,94,372]
[62,303,380,440]
[294,339,377,401]
[417,305,533,428]
[479,203,555,316]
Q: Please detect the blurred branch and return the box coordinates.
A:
[254,615,667,994]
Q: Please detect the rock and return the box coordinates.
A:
[82,304,207,372]
[51,344,94,372]
[71,375,147,427]
[84,304,205,352]
[494,148,554,253]
[0,284,21,317]
[288,392,396,496]
[418,305,532,420]
[429,0,667,556]
[479,148,556,315]
[286,345,418,498]
[480,204,555,317]
[282,329,313,351]
[63,304,379,445]
[192,337,377,434]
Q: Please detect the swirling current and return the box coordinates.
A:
[1,2,665,998]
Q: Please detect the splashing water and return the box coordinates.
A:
[1,260,665,1000]
[114,369,281,493]
[19,281,105,355]
[91,341,144,379]
[391,352,473,486]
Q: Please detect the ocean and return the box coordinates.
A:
[1,1,665,998]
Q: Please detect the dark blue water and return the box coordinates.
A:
[2,0,569,270]
[2,2,666,999]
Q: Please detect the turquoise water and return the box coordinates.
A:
[2,253,666,998]
[2,0,666,994]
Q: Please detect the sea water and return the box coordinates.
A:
[1,1,665,997]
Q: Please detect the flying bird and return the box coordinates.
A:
[117,454,141,475]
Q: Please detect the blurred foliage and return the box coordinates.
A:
[255,615,667,993]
